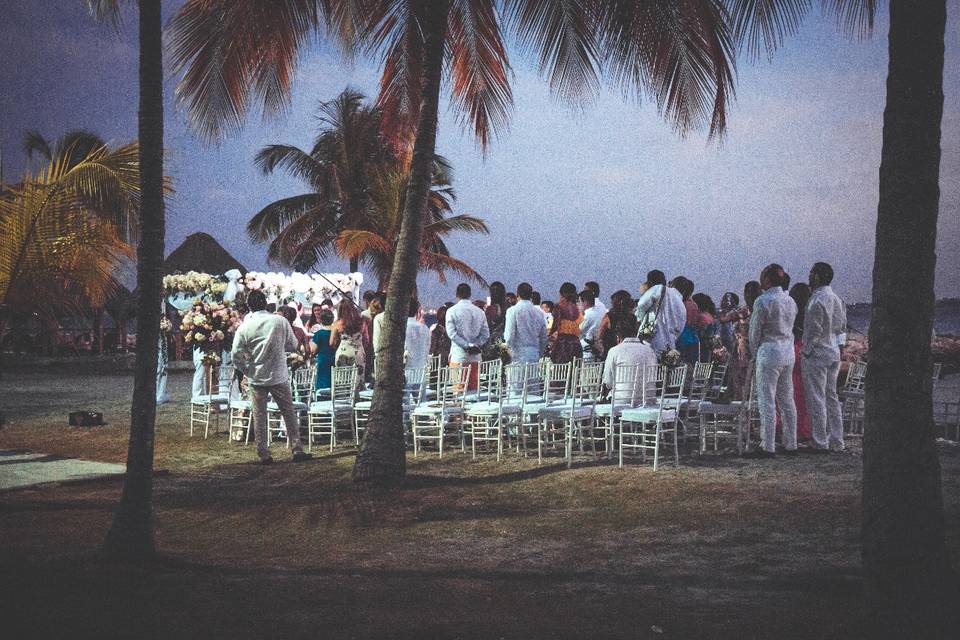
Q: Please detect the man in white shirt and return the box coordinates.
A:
[405,298,432,370]
[231,290,311,464]
[602,316,657,405]
[801,262,848,452]
[579,288,603,361]
[748,264,799,457]
[445,283,490,390]
[634,270,686,355]
[504,282,548,364]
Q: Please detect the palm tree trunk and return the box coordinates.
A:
[103,0,164,560]
[353,2,448,484]
[349,256,359,274]
[862,0,956,633]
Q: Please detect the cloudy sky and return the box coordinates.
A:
[2,1,958,305]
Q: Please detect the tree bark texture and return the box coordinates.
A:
[353,2,449,484]
[862,0,956,633]
[103,0,164,560]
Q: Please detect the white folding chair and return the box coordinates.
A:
[465,362,522,461]
[469,359,503,403]
[677,362,713,444]
[538,361,604,467]
[593,362,647,458]
[352,366,427,445]
[307,365,358,451]
[411,365,469,457]
[619,365,687,470]
[190,363,234,438]
[841,360,867,434]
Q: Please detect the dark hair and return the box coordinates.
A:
[610,289,632,314]
[265,303,277,313]
[530,290,542,305]
[646,270,666,287]
[744,281,762,310]
[720,292,740,311]
[338,298,362,334]
[488,281,506,307]
[614,315,638,340]
[279,306,297,323]
[321,298,334,309]
[782,272,792,291]
[363,290,376,303]
[585,281,600,297]
[310,303,323,323]
[541,300,554,312]
[436,304,448,326]
[456,283,472,299]
[408,298,420,318]
[692,293,716,316]
[247,290,267,311]
[811,262,834,286]
[517,282,533,300]
[579,289,596,305]
[761,263,788,289]
[559,282,577,302]
[674,276,695,300]
[320,309,335,325]
[790,283,812,339]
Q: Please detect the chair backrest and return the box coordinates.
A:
[543,360,573,403]
[688,362,714,402]
[610,363,644,409]
[290,365,315,402]
[330,366,358,409]
[571,361,604,406]
[844,360,867,391]
[403,366,427,405]
[706,363,727,400]
[475,359,503,401]
[658,365,688,411]
[436,365,470,408]
[503,362,527,404]
[932,362,943,394]
[643,364,666,406]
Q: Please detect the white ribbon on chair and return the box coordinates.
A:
[223,269,242,303]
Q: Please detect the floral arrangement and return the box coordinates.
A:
[181,300,243,352]
[200,352,222,367]
[660,349,682,366]
[287,352,307,371]
[159,316,173,334]
[162,271,226,297]
[243,271,362,306]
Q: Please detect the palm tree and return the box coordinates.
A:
[729,0,954,630]
[0,141,138,357]
[168,0,735,485]
[85,0,167,561]
[335,159,489,289]
[249,88,393,273]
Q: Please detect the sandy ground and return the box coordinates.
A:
[0,370,957,639]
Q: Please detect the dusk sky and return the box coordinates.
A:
[2,1,958,306]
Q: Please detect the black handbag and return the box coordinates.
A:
[638,284,667,343]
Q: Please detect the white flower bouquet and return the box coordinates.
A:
[181,300,242,353]
[287,352,307,371]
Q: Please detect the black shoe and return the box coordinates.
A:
[260,456,274,465]
[781,448,799,457]
[743,449,775,459]
[291,451,313,463]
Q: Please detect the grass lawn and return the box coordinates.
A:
[0,370,957,639]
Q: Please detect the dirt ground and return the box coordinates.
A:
[0,371,957,639]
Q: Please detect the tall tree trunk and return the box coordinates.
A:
[349,256,359,274]
[103,0,164,560]
[353,2,448,484]
[862,0,956,633]
[95,308,104,354]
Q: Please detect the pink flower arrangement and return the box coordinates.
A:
[181,301,242,353]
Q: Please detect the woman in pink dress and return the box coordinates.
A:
[789,283,812,441]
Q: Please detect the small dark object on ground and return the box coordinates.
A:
[743,449,775,459]
[260,457,274,465]
[68,411,104,427]
[292,451,313,463]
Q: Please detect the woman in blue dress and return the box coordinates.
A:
[310,309,336,391]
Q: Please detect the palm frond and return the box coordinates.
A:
[726,0,812,60]
[167,0,324,141]
[370,2,424,151]
[423,213,489,237]
[598,0,736,138]
[503,0,601,102]
[447,0,514,148]
[84,0,123,30]
[825,0,877,40]
[247,193,328,242]
[22,130,52,163]
[335,228,394,259]
[254,144,333,190]
[419,251,488,287]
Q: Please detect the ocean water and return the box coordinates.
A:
[846,303,960,336]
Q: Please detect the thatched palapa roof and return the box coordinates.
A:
[163,232,247,276]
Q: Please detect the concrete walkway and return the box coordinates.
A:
[0,450,126,491]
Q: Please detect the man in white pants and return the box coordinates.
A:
[231,290,312,465]
[747,264,799,457]
[801,262,847,452]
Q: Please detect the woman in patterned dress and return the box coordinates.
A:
[330,298,365,386]
[723,281,761,400]
[549,282,583,364]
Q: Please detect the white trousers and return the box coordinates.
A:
[802,358,844,450]
[191,348,206,397]
[755,350,797,453]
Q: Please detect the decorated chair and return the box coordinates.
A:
[619,365,687,470]
[411,365,470,457]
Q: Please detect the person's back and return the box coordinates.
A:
[504,288,547,363]
[604,339,657,403]
[446,292,490,363]
[803,285,846,363]
[233,310,295,386]
[405,299,432,370]
[750,287,797,354]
